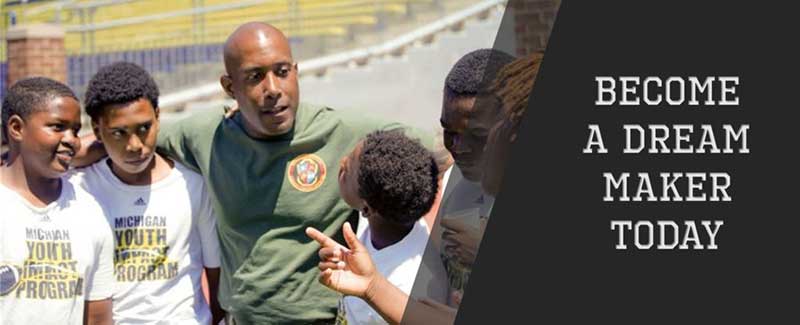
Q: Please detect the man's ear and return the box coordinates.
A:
[293,62,299,73]
[7,115,25,143]
[220,75,235,99]
[154,106,160,120]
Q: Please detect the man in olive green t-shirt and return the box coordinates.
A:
[156,23,412,324]
[77,21,427,324]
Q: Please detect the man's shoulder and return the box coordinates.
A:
[299,102,393,130]
[157,108,227,167]
[162,107,226,137]
[298,103,434,152]
[181,106,226,125]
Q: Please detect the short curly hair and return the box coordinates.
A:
[2,77,78,143]
[358,130,439,225]
[84,62,159,121]
[444,48,515,100]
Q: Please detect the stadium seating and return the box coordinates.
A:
[2,0,464,98]
[4,0,433,54]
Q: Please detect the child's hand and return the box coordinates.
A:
[306,222,378,298]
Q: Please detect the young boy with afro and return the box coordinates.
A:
[69,62,223,324]
[0,77,114,324]
[308,130,448,324]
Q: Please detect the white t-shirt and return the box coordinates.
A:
[340,217,448,325]
[69,158,221,325]
[0,179,115,325]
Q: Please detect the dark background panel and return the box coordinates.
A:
[460,0,799,323]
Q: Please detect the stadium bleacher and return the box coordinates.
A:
[5,0,434,54]
[2,0,474,99]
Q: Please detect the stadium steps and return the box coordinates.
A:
[164,3,506,132]
[6,0,437,55]
[111,0,474,95]
[297,5,506,132]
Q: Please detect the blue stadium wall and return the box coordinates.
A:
[1,43,224,100]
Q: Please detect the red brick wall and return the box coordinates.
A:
[6,25,67,85]
[512,0,561,56]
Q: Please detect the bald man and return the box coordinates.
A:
[154,22,424,324]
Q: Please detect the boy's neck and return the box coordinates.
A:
[0,151,62,207]
[368,214,415,250]
[109,153,174,186]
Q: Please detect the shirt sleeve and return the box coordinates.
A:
[85,214,115,301]
[378,121,436,150]
[338,109,435,150]
[157,119,201,172]
[195,183,221,268]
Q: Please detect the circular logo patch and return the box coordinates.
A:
[287,154,327,192]
[0,264,21,296]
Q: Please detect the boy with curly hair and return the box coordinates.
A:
[70,62,223,324]
[310,130,448,324]
[0,77,114,324]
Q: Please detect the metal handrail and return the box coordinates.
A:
[64,0,138,10]
[20,0,75,17]
[61,0,413,32]
[302,0,504,73]
[64,0,274,32]
[159,0,506,108]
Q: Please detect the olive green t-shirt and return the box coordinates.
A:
[157,103,419,324]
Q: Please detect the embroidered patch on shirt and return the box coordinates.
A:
[287,154,327,192]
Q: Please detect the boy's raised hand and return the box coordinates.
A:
[306,222,378,298]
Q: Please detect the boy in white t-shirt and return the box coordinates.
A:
[69,62,223,324]
[0,77,114,324]
[326,130,448,324]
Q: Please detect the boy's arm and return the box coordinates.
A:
[363,275,412,324]
[204,267,224,325]
[84,216,115,325]
[76,110,216,170]
[84,299,113,325]
[196,183,224,323]
[73,134,107,167]
[156,118,201,172]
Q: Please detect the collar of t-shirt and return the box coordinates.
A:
[230,110,296,142]
[97,157,181,192]
[362,218,429,257]
[0,179,72,215]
